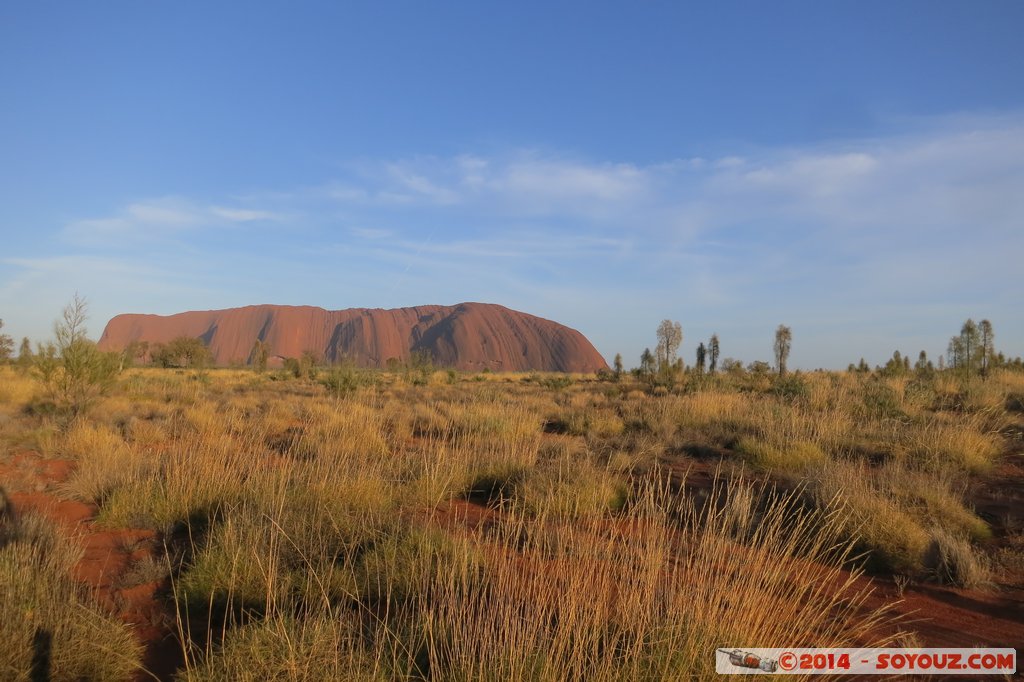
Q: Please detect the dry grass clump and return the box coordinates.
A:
[814,458,990,578]
[904,414,1000,473]
[736,436,827,474]
[172,477,894,682]
[815,460,933,575]
[928,526,992,589]
[0,367,37,411]
[0,509,141,680]
[181,616,386,682]
[516,454,627,517]
[98,427,277,529]
[60,421,151,504]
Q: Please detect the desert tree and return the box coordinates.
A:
[126,340,149,367]
[0,320,13,361]
[16,336,33,371]
[655,319,682,372]
[960,319,980,377]
[914,350,933,375]
[37,295,121,416]
[612,353,623,381]
[695,342,707,374]
[773,324,792,376]
[947,336,964,370]
[152,337,211,369]
[979,319,994,378]
[639,348,656,380]
[708,334,720,373]
[55,292,89,351]
[300,349,320,379]
[0,319,13,362]
[748,360,772,375]
[937,355,945,371]
[118,340,147,371]
[251,338,270,373]
[883,351,909,376]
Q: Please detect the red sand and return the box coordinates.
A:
[0,452,178,681]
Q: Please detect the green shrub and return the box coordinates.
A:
[321,365,377,398]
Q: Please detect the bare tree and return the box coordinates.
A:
[55,292,89,353]
[773,324,792,376]
[655,320,682,372]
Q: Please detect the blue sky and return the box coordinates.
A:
[2,1,1022,368]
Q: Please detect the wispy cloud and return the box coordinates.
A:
[63,196,285,245]
[210,206,284,222]
[10,112,1022,367]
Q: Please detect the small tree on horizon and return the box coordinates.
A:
[613,353,623,381]
[773,324,792,376]
[655,320,682,373]
[16,336,33,371]
[0,320,14,362]
[979,319,994,378]
[639,348,656,381]
[695,342,707,374]
[947,335,964,370]
[960,319,980,377]
[708,334,720,374]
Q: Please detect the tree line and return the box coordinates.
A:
[610,320,792,385]
[847,319,1021,378]
[613,317,1021,386]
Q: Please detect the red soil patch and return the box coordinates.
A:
[1,450,179,681]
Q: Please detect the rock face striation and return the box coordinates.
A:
[98,303,608,372]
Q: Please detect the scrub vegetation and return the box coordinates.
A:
[1,309,1022,680]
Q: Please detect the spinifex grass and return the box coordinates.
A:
[0,364,1018,679]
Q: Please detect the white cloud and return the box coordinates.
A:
[125,199,199,225]
[493,159,647,203]
[210,206,283,222]
[63,197,285,244]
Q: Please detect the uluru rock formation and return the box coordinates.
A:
[98,303,608,372]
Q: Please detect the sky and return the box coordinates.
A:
[1,1,1022,369]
